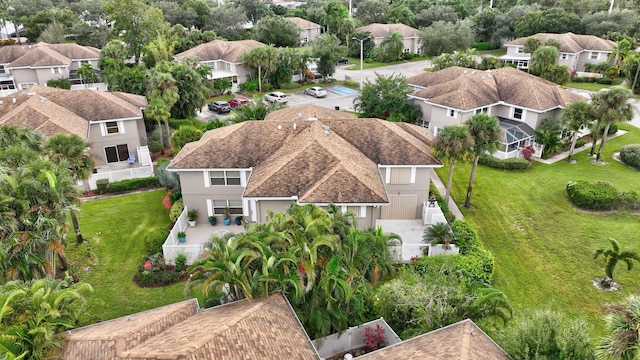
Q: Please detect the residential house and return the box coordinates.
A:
[0,85,152,188]
[500,32,616,73]
[285,17,322,45]
[407,66,584,159]
[61,293,320,359]
[173,39,266,92]
[355,23,421,54]
[0,43,101,94]
[167,105,442,231]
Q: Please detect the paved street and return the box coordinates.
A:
[333,59,433,86]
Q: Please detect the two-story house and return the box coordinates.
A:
[355,23,421,54]
[407,66,584,159]
[167,105,442,229]
[284,17,322,45]
[0,86,151,188]
[173,39,266,93]
[500,32,616,73]
[0,43,101,94]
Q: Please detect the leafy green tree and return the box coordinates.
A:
[530,46,559,77]
[102,0,168,63]
[170,125,203,150]
[21,8,80,42]
[381,31,404,61]
[560,101,593,162]
[582,10,637,38]
[354,73,413,120]
[388,6,414,26]
[253,15,300,48]
[534,118,562,159]
[311,34,347,80]
[142,33,176,69]
[590,87,633,162]
[523,37,540,59]
[146,66,180,149]
[38,20,66,43]
[414,5,458,28]
[181,0,211,29]
[597,295,640,359]
[419,20,475,57]
[348,31,375,58]
[542,64,570,85]
[471,8,500,43]
[321,1,348,35]
[593,238,640,288]
[45,134,95,244]
[163,60,209,119]
[242,45,278,93]
[433,125,473,204]
[206,5,248,40]
[464,114,501,208]
[497,309,595,360]
[77,64,98,88]
[514,8,581,38]
[433,50,478,71]
[355,0,390,25]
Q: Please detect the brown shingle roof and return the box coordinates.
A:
[174,39,266,63]
[0,96,88,138]
[9,46,70,68]
[506,32,616,53]
[360,319,512,360]
[47,43,100,60]
[0,45,33,64]
[169,105,440,204]
[285,17,321,29]
[408,66,583,111]
[62,294,319,360]
[355,23,419,38]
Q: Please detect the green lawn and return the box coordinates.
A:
[565,78,624,92]
[66,190,189,325]
[344,56,428,71]
[474,48,507,57]
[436,123,640,336]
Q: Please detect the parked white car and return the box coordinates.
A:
[264,91,288,104]
[304,86,328,98]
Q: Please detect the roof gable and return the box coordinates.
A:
[47,43,100,60]
[285,17,321,29]
[175,39,267,63]
[0,96,88,138]
[9,46,70,68]
[355,23,419,38]
[506,32,615,53]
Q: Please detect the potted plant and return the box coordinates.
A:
[234,216,243,225]
[187,209,198,227]
[177,231,186,243]
[208,215,217,226]
[223,208,231,226]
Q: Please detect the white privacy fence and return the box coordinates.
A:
[162,208,203,265]
[312,318,401,359]
[88,166,154,190]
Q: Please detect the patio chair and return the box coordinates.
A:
[128,153,136,165]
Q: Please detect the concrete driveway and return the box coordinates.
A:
[333,59,433,86]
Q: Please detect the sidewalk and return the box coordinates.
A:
[533,130,626,164]
[430,169,464,220]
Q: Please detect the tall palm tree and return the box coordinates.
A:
[321,1,349,35]
[591,87,633,162]
[464,114,501,207]
[242,45,279,93]
[432,125,474,204]
[381,31,404,61]
[46,134,95,244]
[560,101,593,163]
[597,295,640,359]
[147,66,180,149]
[593,238,640,288]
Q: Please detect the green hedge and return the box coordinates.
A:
[471,42,492,50]
[620,144,640,168]
[566,180,639,210]
[96,179,109,194]
[170,199,184,223]
[107,177,160,193]
[479,154,531,170]
[595,77,613,84]
[145,229,169,255]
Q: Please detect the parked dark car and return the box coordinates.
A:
[208,100,232,113]
[336,58,349,65]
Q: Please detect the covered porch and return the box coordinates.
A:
[493,119,539,160]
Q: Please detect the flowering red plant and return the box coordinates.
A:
[364,325,385,351]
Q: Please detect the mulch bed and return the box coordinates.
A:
[162,189,172,209]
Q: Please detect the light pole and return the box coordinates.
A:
[353,36,369,90]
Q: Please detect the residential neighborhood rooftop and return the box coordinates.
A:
[0,42,100,67]
[174,39,266,63]
[408,66,584,111]
[505,32,616,53]
[355,23,419,38]
[285,16,321,29]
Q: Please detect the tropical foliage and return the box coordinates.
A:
[432,125,473,203]
[593,238,640,288]
[590,87,633,162]
[597,295,640,359]
[463,114,501,207]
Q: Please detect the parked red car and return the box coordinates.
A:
[228,95,250,107]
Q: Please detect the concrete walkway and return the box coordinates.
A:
[430,169,464,220]
[534,130,627,164]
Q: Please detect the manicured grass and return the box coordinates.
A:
[565,78,624,92]
[66,190,189,325]
[474,48,507,57]
[345,56,428,70]
[437,123,640,337]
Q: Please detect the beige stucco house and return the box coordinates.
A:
[167,105,442,229]
[0,43,101,94]
[174,39,266,92]
[285,17,322,45]
[355,23,421,54]
[0,86,152,188]
[407,66,584,159]
[500,32,616,73]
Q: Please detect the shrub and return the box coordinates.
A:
[575,139,587,148]
[96,179,109,194]
[206,118,226,130]
[595,77,613,84]
[170,199,184,222]
[148,140,163,153]
[620,144,640,168]
[47,78,71,89]
[169,188,182,204]
[145,229,169,255]
[414,250,494,285]
[471,42,492,50]
[174,253,187,272]
[169,148,180,157]
[479,154,531,170]
[450,220,480,254]
[279,82,299,90]
[572,77,585,83]
[169,118,202,130]
[108,177,160,192]
[599,122,618,135]
[402,52,415,60]
[135,263,182,287]
[343,79,359,89]
[566,180,638,210]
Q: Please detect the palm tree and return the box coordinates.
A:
[597,295,640,359]
[593,238,640,288]
[147,66,180,149]
[534,118,563,159]
[381,31,404,61]
[423,222,452,245]
[464,114,501,207]
[609,38,631,66]
[321,1,349,35]
[591,87,633,162]
[463,284,512,325]
[432,125,474,204]
[242,45,279,93]
[560,101,593,163]
[46,134,95,244]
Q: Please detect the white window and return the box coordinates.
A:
[513,107,524,120]
[104,121,121,135]
[209,170,241,186]
[517,47,524,54]
[475,107,489,114]
[51,67,62,74]
[447,109,457,118]
[20,83,35,89]
[560,53,568,60]
[0,66,6,74]
[590,52,599,60]
[211,199,243,216]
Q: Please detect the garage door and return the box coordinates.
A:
[380,195,418,219]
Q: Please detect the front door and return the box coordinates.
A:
[105,144,130,163]
[105,146,118,163]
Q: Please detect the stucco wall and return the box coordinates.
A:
[88,120,144,166]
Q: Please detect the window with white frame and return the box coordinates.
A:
[209,170,241,186]
[20,83,35,89]
[517,47,524,54]
[590,52,599,60]
[104,121,120,134]
[513,107,523,120]
[475,107,489,114]
[560,53,568,60]
[212,200,243,215]
[447,109,457,118]
[0,66,6,74]
[51,67,62,74]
